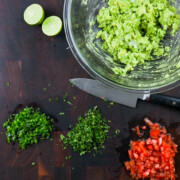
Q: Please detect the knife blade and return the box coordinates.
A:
[70,78,180,108]
[70,78,150,108]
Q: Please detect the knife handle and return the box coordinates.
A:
[148,94,180,108]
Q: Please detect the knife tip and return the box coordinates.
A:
[69,78,75,83]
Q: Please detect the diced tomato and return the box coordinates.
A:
[125,118,178,180]
[158,137,162,146]
[134,145,142,153]
[172,144,178,152]
[128,149,133,159]
[136,126,141,137]
[165,166,170,170]
[150,130,160,138]
[144,118,153,126]
[146,138,152,145]
[129,159,135,167]
[147,144,154,150]
[154,164,160,169]
[143,169,150,177]
[125,161,130,170]
[153,144,159,151]
[133,152,139,159]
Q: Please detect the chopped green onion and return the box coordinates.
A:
[67,101,73,106]
[54,97,59,102]
[3,107,54,150]
[6,82,10,87]
[115,129,120,135]
[63,93,68,102]
[66,155,71,160]
[59,112,65,116]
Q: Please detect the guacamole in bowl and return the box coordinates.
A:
[64,0,180,93]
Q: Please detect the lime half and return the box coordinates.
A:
[24,4,45,25]
[42,16,62,36]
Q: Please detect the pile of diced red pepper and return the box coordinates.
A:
[125,118,178,180]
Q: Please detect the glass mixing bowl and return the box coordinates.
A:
[63,0,180,94]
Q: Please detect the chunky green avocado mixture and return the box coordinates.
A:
[96,0,180,76]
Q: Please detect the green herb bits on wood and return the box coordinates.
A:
[3,107,54,150]
[60,106,110,155]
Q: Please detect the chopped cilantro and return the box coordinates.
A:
[31,162,35,166]
[60,106,110,155]
[48,83,51,87]
[43,88,47,91]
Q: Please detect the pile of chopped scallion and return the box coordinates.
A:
[3,107,54,150]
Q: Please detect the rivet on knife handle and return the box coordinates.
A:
[148,94,180,108]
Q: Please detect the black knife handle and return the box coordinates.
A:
[148,94,180,108]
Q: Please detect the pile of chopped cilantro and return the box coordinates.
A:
[60,106,110,155]
[96,0,180,76]
[3,107,54,150]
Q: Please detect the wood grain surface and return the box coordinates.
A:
[0,0,179,180]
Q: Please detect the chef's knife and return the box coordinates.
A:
[70,78,180,108]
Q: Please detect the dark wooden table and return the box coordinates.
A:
[0,0,180,180]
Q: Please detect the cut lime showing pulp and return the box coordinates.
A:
[24,4,45,25]
[42,16,62,36]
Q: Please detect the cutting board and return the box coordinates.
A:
[0,0,179,179]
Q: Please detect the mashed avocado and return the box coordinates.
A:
[96,0,180,76]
